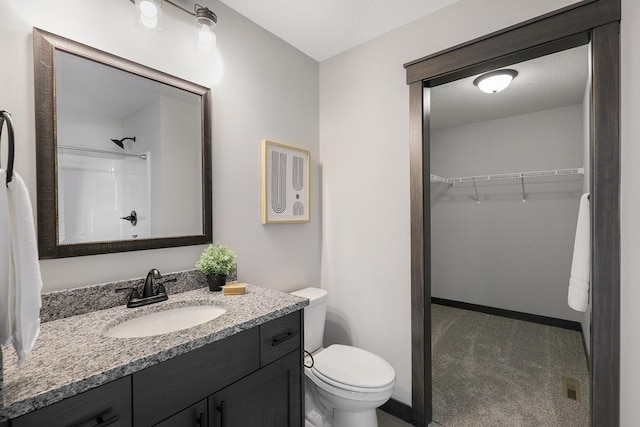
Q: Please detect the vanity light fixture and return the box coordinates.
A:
[473,69,518,94]
[196,6,217,52]
[130,0,218,53]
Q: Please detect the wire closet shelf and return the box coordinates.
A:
[430,167,584,202]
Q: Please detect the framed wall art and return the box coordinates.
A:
[261,140,310,224]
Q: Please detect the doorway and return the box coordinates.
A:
[429,44,590,425]
[405,2,620,426]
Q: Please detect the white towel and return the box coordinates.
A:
[568,193,590,312]
[4,171,42,365]
[0,170,12,345]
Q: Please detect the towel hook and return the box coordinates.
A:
[0,110,15,187]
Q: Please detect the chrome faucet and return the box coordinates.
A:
[143,268,162,298]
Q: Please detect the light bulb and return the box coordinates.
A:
[198,24,215,52]
[139,0,158,18]
[136,0,161,30]
[140,14,158,29]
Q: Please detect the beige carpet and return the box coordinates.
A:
[432,304,590,427]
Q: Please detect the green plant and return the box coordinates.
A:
[196,244,237,276]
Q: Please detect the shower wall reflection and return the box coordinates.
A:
[55,49,202,245]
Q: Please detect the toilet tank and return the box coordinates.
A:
[291,287,327,353]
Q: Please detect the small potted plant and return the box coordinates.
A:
[196,243,237,291]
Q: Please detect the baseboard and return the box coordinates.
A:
[379,398,412,424]
[431,297,581,331]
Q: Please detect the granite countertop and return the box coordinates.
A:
[1,284,308,420]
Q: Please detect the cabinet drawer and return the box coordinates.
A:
[133,327,259,427]
[12,377,131,427]
[260,311,301,366]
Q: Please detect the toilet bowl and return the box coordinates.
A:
[291,287,396,427]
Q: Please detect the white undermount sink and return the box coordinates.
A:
[104,305,226,338]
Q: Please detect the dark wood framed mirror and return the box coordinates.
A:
[33,28,212,259]
[405,0,620,425]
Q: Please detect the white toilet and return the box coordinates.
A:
[291,287,396,427]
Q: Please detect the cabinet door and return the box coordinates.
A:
[133,328,259,426]
[154,399,207,427]
[12,377,131,427]
[209,350,302,427]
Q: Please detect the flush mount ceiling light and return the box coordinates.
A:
[473,69,518,94]
[130,0,218,53]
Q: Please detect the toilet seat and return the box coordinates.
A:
[310,344,395,393]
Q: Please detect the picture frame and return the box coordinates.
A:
[261,140,310,224]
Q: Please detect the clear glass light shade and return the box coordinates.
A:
[197,23,216,52]
[136,0,161,29]
[473,70,518,94]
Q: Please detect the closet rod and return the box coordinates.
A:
[58,145,147,159]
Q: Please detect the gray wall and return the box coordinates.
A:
[431,104,584,322]
[0,0,320,293]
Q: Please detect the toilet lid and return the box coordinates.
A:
[311,344,395,389]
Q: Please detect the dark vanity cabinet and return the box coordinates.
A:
[8,311,303,427]
[209,351,301,427]
[133,327,260,426]
[153,399,207,427]
[208,313,303,427]
[11,376,132,427]
[137,310,303,427]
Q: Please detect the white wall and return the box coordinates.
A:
[431,105,583,322]
[159,96,202,237]
[0,0,320,292]
[620,0,640,424]
[319,0,584,408]
[56,107,125,243]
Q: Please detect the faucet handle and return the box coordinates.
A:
[157,277,176,295]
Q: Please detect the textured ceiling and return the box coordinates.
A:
[431,44,589,130]
[216,0,459,61]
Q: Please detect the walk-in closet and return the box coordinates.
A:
[429,44,591,426]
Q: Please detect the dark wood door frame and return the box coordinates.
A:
[405,1,620,426]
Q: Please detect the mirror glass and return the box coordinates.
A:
[55,50,203,243]
[34,28,212,258]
